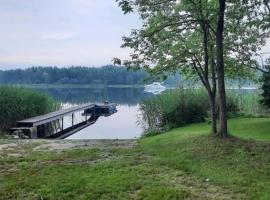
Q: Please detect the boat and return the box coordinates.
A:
[82,102,117,117]
[144,82,166,94]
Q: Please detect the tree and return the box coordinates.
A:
[0,66,150,85]
[216,0,227,137]
[116,0,270,138]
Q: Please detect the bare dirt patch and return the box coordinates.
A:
[0,139,137,157]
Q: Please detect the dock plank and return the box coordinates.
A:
[17,103,95,126]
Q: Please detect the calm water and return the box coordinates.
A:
[33,87,257,139]
[35,87,154,139]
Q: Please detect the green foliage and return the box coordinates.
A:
[118,0,268,79]
[227,91,266,117]
[118,0,269,137]
[0,86,60,131]
[139,89,209,132]
[140,89,267,134]
[0,65,148,85]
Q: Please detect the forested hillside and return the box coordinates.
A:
[0,65,149,85]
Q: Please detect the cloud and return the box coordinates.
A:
[0,0,140,69]
[41,31,78,40]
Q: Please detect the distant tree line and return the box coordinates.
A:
[0,65,150,85]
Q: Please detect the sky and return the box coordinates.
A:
[0,1,269,70]
[0,0,140,69]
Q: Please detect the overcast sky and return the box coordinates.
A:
[0,0,140,69]
[0,1,269,70]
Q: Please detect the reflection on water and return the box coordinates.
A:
[33,87,154,139]
[68,105,141,139]
[35,87,153,106]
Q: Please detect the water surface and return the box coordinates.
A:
[32,87,256,139]
[35,87,153,139]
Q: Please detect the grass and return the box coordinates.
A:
[1,117,270,199]
[141,117,270,199]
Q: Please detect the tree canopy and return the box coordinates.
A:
[117,0,270,137]
[0,66,149,85]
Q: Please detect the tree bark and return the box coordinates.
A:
[216,0,228,138]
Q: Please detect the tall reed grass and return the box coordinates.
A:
[227,90,266,117]
[0,86,60,131]
[139,89,209,133]
[139,89,266,135]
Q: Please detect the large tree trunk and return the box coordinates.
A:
[216,0,228,138]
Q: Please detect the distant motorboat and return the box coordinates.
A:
[144,82,166,94]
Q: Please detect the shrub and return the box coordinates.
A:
[0,86,60,131]
[139,89,209,133]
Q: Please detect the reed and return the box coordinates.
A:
[139,89,209,133]
[139,89,266,135]
[0,86,60,131]
[227,91,266,117]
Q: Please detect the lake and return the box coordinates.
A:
[34,87,154,139]
[31,86,257,139]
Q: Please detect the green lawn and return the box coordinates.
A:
[1,117,270,199]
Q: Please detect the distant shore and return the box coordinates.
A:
[3,84,146,89]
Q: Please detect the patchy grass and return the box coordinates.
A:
[0,117,270,199]
[229,117,270,141]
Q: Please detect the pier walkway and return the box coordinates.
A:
[11,103,117,139]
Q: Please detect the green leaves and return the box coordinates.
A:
[117,0,269,82]
[116,0,133,14]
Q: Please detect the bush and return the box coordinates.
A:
[0,86,60,131]
[139,89,209,133]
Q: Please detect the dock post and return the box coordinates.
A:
[94,106,96,121]
[72,113,74,129]
[62,117,64,132]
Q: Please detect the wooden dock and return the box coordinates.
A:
[11,103,117,139]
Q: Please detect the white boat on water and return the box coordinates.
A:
[144,82,166,94]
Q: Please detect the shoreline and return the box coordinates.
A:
[0,139,137,156]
